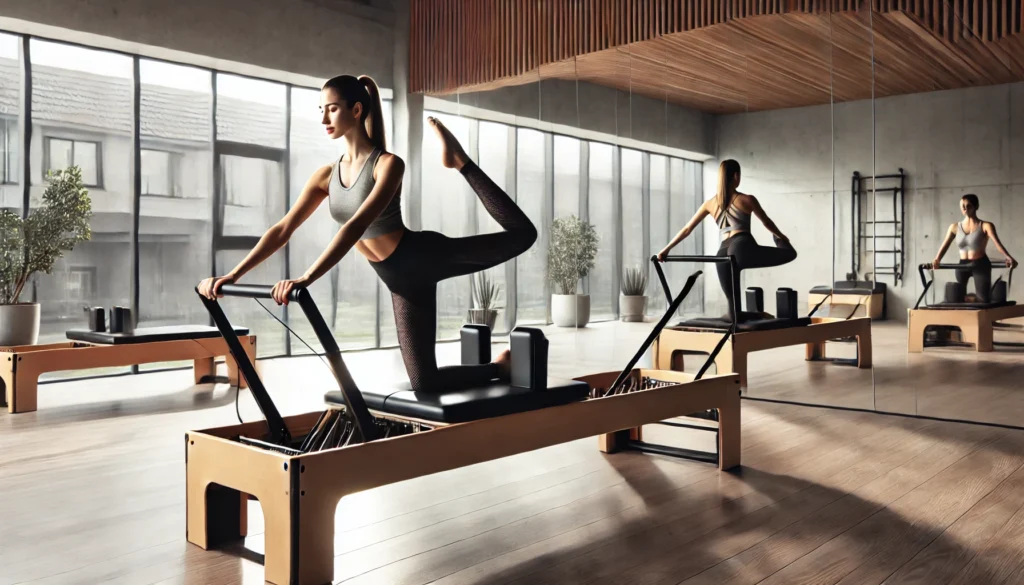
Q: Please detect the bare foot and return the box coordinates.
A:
[428,116,470,171]
[494,349,511,381]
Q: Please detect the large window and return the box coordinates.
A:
[476,121,512,334]
[621,148,645,275]
[648,155,670,314]
[0,33,20,213]
[30,40,132,359]
[137,59,213,364]
[553,135,580,220]
[588,142,616,320]
[516,128,548,323]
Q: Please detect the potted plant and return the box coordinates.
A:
[547,215,598,327]
[0,166,92,346]
[620,265,648,322]
[467,271,501,330]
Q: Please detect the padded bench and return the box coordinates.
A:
[809,281,886,320]
[1,325,255,413]
[323,377,591,424]
[677,316,812,333]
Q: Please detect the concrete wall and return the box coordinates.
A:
[0,0,394,84]
[438,79,715,158]
[707,81,1024,320]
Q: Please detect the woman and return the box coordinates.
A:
[930,193,1017,302]
[657,159,796,320]
[198,75,537,392]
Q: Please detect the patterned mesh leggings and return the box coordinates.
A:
[369,161,537,392]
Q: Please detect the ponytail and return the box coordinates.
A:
[358,75,387,151]
[716,159,741,225]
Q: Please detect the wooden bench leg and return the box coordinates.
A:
[598,427,641,454]
[225,336,257,389]
[857,329,873,368]
[960,319,993,352]
[717,390,741,471]
[3,355,39,414]
[907,311,926,353]
[193,357,215,385]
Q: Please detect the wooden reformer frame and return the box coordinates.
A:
[0,335,256,413]
[653,317,872,387]
[806,291,884,320]
[908,261,1021,353]
[184,265,743,585]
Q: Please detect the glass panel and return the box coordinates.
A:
[378,98,397,346]
[421,111,472,339]
[646,154,669,315]
[137,60,213,371]
[476,120,511,334]
[515,127,547,324]
[669,157,703,317]
[553,135,580,220]
[588,142,615,321]
[216,73,286,148]
[0,33,20,209]
[29,40,132,377]
[620,148,644,273]
[220,155,284,237]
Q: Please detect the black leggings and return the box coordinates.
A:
[370,161,537,392]
[716,232,798,319]
[955,256,992,302]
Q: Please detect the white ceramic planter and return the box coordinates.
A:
[0,302,40,346]
[620,295,647,322]
[551,294,591,327]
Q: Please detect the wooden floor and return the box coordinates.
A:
[4,321,1024,584]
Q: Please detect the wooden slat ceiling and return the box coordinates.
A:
[410,0,1024,114]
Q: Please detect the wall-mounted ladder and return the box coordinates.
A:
[852,169,906,286]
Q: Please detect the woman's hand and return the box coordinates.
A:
[198,274,236,300]
[272,277,311,305]
[656,247,672,262]
[1007,257,1018,269]
[932,258,942,270]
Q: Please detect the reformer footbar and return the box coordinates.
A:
[196,284,379,451]
[914,260,1015,310]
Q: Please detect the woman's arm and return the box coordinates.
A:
[271,154,406,304]
[198,165,330,299]
[931,224,957,268]
[749,196,788,241]
[657,200,710,261]
[984,222,1018,267]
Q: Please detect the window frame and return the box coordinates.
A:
[140,147,183,198]
[42,135,104,189]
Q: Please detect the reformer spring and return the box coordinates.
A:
[590,375,677,398]
[295,409,425,453]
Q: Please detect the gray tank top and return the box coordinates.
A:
[329,148,404,240]
[956,221,987,253]
[716,198,751,234]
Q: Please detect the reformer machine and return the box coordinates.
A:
[908,260,1023,352]
[186,275,742,585]
[652,255,872,386]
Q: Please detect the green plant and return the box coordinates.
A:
[472,272,502,310]
[1,166,92,305]
[547,215,599,295]
[621,265,648,296]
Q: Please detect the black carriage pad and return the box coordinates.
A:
[323,377,591,424]
[675,316,812,332]
[66,325,250,345]
[923,301,1017,310]
[810,280,886,296]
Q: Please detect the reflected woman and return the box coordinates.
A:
[930,193,1017,302]
[198,75,537,391]
[657,159,796,320]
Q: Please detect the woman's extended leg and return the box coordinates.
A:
[427,117,538,280]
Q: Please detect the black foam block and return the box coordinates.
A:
[510,327,548,389]
[776,288,798,319]
[745,287,764,313]
[460,324,491,365]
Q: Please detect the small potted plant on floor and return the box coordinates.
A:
[620,265,648,322]
[0,166,92,346]
[548,215,599,327]
[467,271,501,330]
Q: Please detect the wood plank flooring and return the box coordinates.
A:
[2,321,1024,584]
